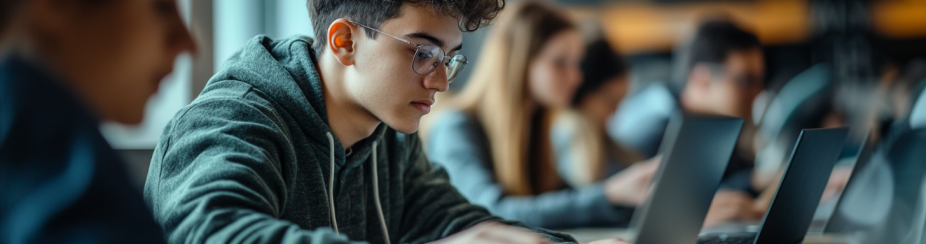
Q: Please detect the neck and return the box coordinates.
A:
[578,106,607,132]
[318,52,380,149]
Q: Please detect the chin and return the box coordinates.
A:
[392,123,421,134]
[109,108,146,125]
[383,117,421,134]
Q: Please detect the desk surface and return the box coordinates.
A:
[558,228,851,244]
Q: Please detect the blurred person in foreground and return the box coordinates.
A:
[425,1,660,229]
[142,0,629,243]
[0,0,196,243]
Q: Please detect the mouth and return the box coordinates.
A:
[411,99,435,114]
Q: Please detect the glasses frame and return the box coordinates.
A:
[348,20,468,83]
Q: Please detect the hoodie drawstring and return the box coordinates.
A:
[326,132,339,234]
[372,141,391,244]
[325,132,390,244]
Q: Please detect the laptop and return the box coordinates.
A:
[822,132,876,233]
[627,113,744,244]
[697,128,849,244]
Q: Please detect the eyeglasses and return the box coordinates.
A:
[707,64,762,90]
[349,21,468,83]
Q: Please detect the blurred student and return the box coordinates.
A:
[0,0,195,243]
[670,20,767,226]
[425,2,660,229]
[609,20,767,227]
[142,0,634,243]
[551,38,643,187]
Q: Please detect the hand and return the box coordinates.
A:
[752,170,783,213]
[604,156,662,206]
[430,222,550,244]
[588,238,633,244]
[703,190,763,228]
[820,166,853,204]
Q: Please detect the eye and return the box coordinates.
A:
[416,52,433,59]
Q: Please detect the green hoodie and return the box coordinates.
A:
[144,36,576,244]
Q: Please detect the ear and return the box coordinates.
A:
[327,19,357,66]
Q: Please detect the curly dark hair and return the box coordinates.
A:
[687,20,760,74]
[307,0,505,55]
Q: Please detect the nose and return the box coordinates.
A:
[423,63,450,92]
[169,18,198,56]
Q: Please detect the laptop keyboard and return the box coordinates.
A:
[697,232,757,244]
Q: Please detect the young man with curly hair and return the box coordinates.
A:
[144,1,632,243]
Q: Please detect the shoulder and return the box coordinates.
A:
[552,110,593,143]
[552,110,586,134]
[161,88,288,147]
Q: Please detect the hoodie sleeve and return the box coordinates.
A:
[144,98,366,244]
[425,111,635,229]
[397,133,577,244]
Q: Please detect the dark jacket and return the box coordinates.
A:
[0,55,164,244]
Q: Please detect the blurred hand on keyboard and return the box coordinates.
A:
[588,238,633,244]
[704,190,763,227]
[430,222,550,244]
[604,156,662,206]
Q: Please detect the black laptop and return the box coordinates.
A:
[697,128,849,244]
[627,113,744,244]
[822,132,876,233]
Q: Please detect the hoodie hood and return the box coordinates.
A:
[207,35,386,167]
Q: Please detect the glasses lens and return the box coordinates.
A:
[412,45,442,75]
[446,55,467,83]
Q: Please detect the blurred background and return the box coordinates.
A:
[109,0,926,199]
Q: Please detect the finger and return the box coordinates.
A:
[735,203,760,219]
[467,221,501,232]
[638,164,661,184]
[589,239,633,244]
[729,197,763,220]
[485,226,550,244]
[648,155,664,164]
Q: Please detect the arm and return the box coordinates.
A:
[397,133,576,243]
[145,98,363,244]
[425,112,634,229]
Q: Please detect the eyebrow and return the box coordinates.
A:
[405,32,463,52]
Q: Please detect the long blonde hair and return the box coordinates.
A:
[434,1,577,196]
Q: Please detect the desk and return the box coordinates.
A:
[558,228,852,244]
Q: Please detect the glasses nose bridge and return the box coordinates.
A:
[423,61,450,91]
